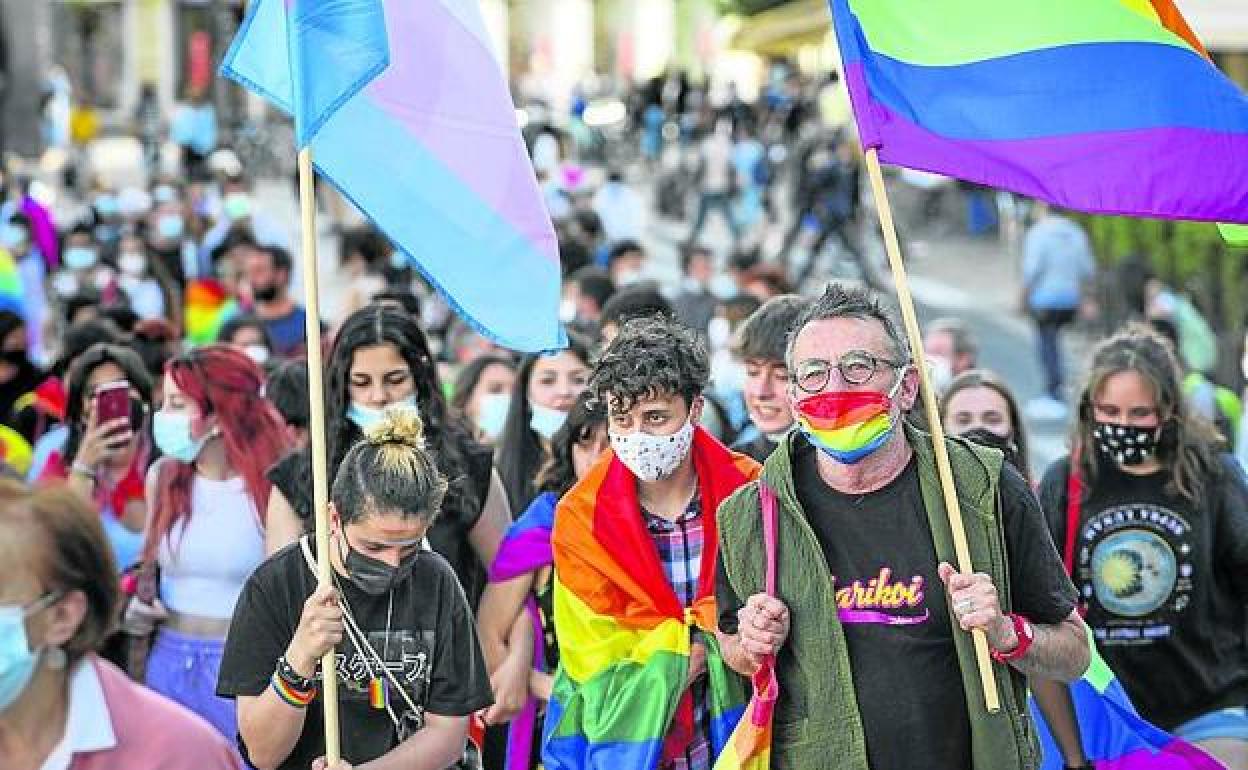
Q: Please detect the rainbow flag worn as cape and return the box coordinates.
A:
[488,491,558,770]
[827,0,1248,224]
[543,428,760,769]
[1031,632,1221,769]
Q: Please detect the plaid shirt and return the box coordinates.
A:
[642,496,710,770]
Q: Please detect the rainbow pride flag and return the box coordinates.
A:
[222,0,564,352]
[1030,635,1220,769]
[828,0,1248,224]
[183,279,238,346]
[543,429,759,769]
[488,491,558,770]
[0,247,24,317]
[0,425,33,478]
[1220,223,1248,246]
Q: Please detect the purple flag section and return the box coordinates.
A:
[827,0,1248,224]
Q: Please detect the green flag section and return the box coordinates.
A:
[1219,223,1248,246]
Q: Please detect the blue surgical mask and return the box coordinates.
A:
[0,594,58,712]
[152,185,177,204]
[475,393,511,441]
[63,247,98,271]
[529,402,568,441]
[223,192,252,221]
[157,214,184,240]
[94,195,119,218]
[153,411,210,463]
[348,396,419,432]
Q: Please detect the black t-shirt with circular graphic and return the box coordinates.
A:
[1039,454,1248,729]
[216,538,494,770]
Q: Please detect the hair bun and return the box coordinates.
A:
[365,404,426,449]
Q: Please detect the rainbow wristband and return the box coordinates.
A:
[271,672,317,708]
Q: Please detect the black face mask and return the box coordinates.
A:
[0,348,29,368]
[1092,421,1159,467]
[338,530,422,596]
[253,283,280,303]
[960,427,1022,473]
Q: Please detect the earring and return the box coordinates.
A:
[44,646,68,670]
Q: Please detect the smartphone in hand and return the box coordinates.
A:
[95,380,133,427]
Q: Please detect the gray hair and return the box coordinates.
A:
[785,284,910,369]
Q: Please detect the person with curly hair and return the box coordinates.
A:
[543,315,760,770]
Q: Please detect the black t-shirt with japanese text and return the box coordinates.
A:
[216,537,494,770]
[718,437,1077,770]
[1038,455,1248,729]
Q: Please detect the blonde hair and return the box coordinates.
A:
[332,405,448,523]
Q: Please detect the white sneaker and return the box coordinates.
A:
[1025,396,1069,422]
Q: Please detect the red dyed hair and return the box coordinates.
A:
[144,345,291,561]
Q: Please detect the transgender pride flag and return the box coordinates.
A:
[223,0,564,352]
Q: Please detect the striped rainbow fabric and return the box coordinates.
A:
[1220,224,1248,246]
[828,0,1248,224]
[795,391,892,463]
[0,247,23,317]
[1031,635,1221,769]
[487,491,557,770]
[222,0,565,352]
[543,429,759,769]
[183,279,238,346]
[712,668,774,770]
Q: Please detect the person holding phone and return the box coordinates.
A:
[38,343,154,573]
[123,345,291,744]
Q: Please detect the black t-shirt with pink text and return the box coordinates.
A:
[718,436,1075,770]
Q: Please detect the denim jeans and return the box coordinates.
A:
[1032,307,1076,399]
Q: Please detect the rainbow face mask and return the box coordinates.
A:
[795,381,902,465]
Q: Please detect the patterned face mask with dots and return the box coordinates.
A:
[609,418,695,483]
[1092,421,1159,466]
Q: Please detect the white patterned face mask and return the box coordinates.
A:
[1092,421,1159,466]
[609,417,695,482]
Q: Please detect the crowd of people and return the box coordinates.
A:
[0,63,1247,770]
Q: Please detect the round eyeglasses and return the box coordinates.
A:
[792,351,907,393]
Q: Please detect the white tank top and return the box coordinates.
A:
[158,475,264,619]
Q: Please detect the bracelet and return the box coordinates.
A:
[990,613,1035,664]
[271,672,317,708]
[70,462,97,481]
[275,654,317,691]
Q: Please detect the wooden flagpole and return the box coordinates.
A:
[297,147,343,759]
[864,148,1002,713]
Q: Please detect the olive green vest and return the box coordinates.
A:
[716,424,1039,770]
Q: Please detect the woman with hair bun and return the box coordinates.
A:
[218,405,494,770]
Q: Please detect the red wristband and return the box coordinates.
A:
[990,613,1034,664]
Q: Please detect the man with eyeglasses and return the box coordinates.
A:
[713,284,1090,770]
